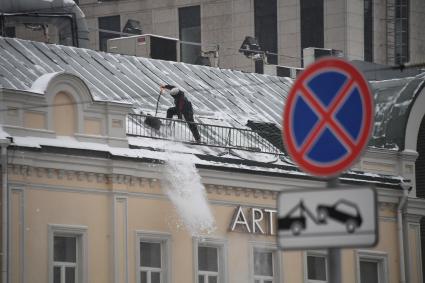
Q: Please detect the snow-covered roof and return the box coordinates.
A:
[0,37,424,151]
[0,36,291,126]
[370,74,425,149]
[0,37,422,187]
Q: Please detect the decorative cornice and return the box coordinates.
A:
[8,162,407,203]
[406,214,423,224]
[8,164,159,187]
[379,202,398,211]
[7,163,282,200]
[5,143,409,203]
[363,147,418,162]
[203,183,278,200]
[406,197,425,217]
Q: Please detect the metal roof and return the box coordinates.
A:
[0,37,291,127]
[0,37,424,151]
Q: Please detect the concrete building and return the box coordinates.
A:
[0,37,425,283]
[72,0,425,71]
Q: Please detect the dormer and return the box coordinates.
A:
[0,72,131,147]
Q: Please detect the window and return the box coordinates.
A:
[360,261,379,283]
[4,26,15,38]
[140,242,162,283]
[305,252,327,282]
[364,0,373,62]
[195,238,226,283]
[254,250,274,283]
[54,236,77,283]
[137,232,170,283]
[300,0,324,66]
[178,6,201,64]
[198,246,219,283]
[356,251,388,283]
[254,0,278,64]
[252,245,280,283]
[53,92,76,136]
[0,14,74,46]
[98,15,121,51]
[394,0,409,64]
[49,225,87,283]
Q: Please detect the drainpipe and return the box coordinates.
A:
[0,138,10,283]
[398,181,411,283]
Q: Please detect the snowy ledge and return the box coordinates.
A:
[8,135,405,190]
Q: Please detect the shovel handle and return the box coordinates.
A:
[154,90,161,116]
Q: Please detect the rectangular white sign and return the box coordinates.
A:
[277,186,378,250]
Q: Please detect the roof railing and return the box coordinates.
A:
[127,113,282,155]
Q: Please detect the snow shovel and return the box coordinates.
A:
[144,91,162,130]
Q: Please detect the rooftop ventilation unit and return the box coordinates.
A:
[107,34,179,62]
[264,64,303,79]
[303,47,343,67]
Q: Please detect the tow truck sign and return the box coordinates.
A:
[277,186,377,250]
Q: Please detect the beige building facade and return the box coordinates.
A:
[3,148,424,283]
[1,84,425,283]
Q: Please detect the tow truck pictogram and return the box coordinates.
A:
[278,199,363,235]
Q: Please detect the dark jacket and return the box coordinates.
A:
[163,84,201,141]
[163,85,193,118]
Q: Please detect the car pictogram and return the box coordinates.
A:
[316,200,363,233]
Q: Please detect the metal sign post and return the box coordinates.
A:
[327,178,340,283]
[278,58,377,282]
[328,248,341,283]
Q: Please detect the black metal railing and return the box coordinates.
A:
[127,113,283,155]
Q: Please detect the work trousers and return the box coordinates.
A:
[166,107,201,142]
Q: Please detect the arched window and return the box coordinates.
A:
[53,92,76,136]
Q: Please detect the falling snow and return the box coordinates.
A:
[160,143,216,236]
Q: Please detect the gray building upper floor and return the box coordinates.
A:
[1,0,425,72]
[79,0,425,71]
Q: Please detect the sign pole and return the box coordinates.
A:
[327,178,341,283]
[328,248,341,283]
[278,58,377,275]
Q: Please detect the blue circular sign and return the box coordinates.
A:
[283,58,374,177]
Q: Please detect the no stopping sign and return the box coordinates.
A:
[282,58,374,178]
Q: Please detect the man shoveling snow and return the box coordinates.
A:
[160,84,201,143]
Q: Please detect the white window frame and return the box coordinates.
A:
[53,260,77,283]
[48,224,88,283]
[250,242,281,283]
[356,250,389,283]
[303,250,328,283]
[136,231,171,283]
[193,237,227,283]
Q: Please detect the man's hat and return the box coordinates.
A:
[170,87,179,96]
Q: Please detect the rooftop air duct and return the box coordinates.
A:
[0,0,89,48]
